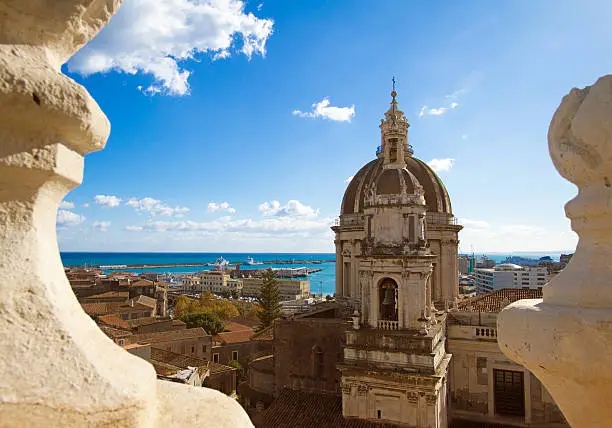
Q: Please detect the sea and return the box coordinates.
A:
[60,251,569,298]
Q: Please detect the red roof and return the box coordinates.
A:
[262,388,400,428]
[458,288,543,313]
[98,314,130,329]
[214,330,255,344]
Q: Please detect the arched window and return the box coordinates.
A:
[379,278,398,321]
[312,345,324,379]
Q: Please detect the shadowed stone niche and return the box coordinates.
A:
[498,75,612,427]
[0,1,252,426]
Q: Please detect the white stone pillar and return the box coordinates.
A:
[0,2,252,426]
[498,75,612,427]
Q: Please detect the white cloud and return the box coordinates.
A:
[125,225,144,232]
[93,221,111,232]
[459,218,490,229]
[95,195,122,207]
[59,201,75,209]
[419,106,447,118]
[67,0,274,96]
[293,98,355,122]
[82,203,90,208]
[344,175,354,183]
[427,158,455,172]
[257,2,263,11]
[126,197,190,217]
[207,201,236,213]
[259,200,319,218]
[57,210,86,227]
[461,135,468,140]
[137,215,332,237]
[451,102,459,109]
[458,217,577,253]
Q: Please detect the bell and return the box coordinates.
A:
[382,288,395,305]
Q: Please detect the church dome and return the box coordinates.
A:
[341,156,452,215]
[341,87,453,217]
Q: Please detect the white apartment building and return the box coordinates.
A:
[241,278,310,301]
[475,263,548,294]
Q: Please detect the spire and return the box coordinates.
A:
[391,76,397,110]
[379,78,412,165]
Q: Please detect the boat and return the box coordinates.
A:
[244,256,262,266]
[212,256,229,270]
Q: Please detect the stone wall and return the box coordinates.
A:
[273,318,346,396]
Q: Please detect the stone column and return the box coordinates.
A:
[498,75,612,427]
[0,2,251,427]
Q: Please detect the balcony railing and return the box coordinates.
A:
[426,213,458,225]
[375,145,414,156]
[475,327,497,339]
[378,320,400,330]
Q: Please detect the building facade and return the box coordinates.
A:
[331,89,458,427]
[241,278,310,301]
[475,264,548,294]
[253,88,567,428]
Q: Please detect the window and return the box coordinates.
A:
[202,344,206,353]
[477,357,488,385]
[494,369,525,418]
[213,353,219,363]
[191,346,195,353]
[117,339,125,346]
[232,351,238,361]
[377,410,382,419]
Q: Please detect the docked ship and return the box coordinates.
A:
[244,256,262,266]
[209,256,230,270]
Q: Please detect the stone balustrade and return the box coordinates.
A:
[474,326,497,339]
[378,319,400,330]
[0,1,252,426]
[498,75,612,427]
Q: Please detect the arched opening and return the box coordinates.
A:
[379,278,398,321]
[312,345,324,379]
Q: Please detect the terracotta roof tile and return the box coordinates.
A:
[261,388,400,428]
[223,322,253,332]
[99,325,133,339]
[150,347,208,371]
[98,314,130,329]
[81,291,129,300]
[458,288,543,313]
[131,327,208,344]
[214,329,254,344]
[81,302,119,316]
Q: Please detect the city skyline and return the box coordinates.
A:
[57,0,612,253]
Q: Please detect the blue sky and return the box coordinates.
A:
[57,0,612,253]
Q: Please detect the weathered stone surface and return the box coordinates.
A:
[498,75,612,427]
[0,1,252,426]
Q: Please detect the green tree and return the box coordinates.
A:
[325,294,333,301]
[180,311,225,335]
[227,360,245,381]
[256,268,282,330]
[230,289,239,300]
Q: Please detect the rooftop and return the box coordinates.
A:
[261,388,400,428]
[132,327,208,344]
[458,288,543,313]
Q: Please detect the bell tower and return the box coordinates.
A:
[337,82,451,428]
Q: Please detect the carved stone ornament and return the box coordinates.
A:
[498,75,612,428]
[0,1,252,426]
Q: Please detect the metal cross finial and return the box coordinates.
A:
[392,76,396,91]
